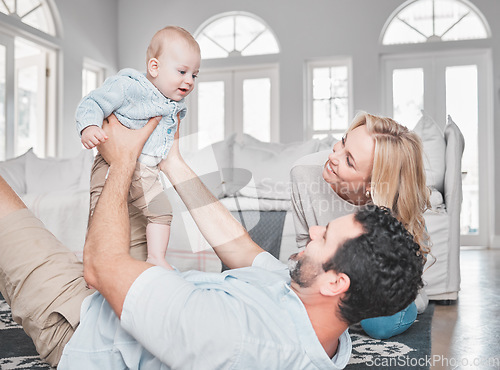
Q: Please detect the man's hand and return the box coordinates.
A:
[84,114,163,318]
[98,114,161,168]
[81,125,108,149]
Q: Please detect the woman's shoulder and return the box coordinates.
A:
[290,150,329,178]
[293,150,329,167]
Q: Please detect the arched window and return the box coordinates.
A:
[196,12,279,60]
[0,0,57,36]
[189,12,280,148]
[0,0,60,160]
[382,0,489,45]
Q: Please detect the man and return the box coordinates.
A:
[0,115,424,369]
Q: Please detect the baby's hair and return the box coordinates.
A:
[146,26,200,64]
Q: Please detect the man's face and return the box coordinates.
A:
[288,214,363,288]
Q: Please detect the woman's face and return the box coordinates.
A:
[322,125,375,204]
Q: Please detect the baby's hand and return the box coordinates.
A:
[81,125,108,149]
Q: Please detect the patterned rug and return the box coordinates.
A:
[0,293,52,369]
[0,292,434,369]
[346,303,435,370]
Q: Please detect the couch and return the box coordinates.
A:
[0,114,464,301]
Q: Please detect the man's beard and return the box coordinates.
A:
[288,252,322,288]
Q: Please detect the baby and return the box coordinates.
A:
[76,26,201,268]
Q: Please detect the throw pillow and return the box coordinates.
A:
[413,113,446,194]
[233,134,320,199]
[0,148,33,195]
[179,134,236,198]
[25,150,95,194]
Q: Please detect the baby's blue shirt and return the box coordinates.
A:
[75,68,186,162]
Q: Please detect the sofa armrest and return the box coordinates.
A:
[442,116,465,294]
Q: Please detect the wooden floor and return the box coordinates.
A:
[431,248,500,369]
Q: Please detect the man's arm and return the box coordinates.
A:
[83,115,168,318]
[159,118,264,269]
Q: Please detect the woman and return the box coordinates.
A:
[290,111,430,339]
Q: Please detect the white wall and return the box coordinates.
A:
[53,0,119,157]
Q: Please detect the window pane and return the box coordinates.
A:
[392,68,424,129]
[313,68,331,100]
[203,17,234,53]
[442,14,487,41]
[398,0,434,38]
[331,98,348,130]
[434,0,469,36]
[15,39,41,58]
[383,0,488,45]
[383,18,428,44]
[0,45,5,160]
[82,69,98,97]
[197,34,229,59]
[243,78,270,142]
[16,65,38,156]
[241,30,279,56]
[198,81,224,148]
[2,0,14,13]
[446,65,478,235]
[235,15,265,52]
[23,9,50,35]
[17,0,41,16]
[313,100,330,131]
[0,0,54,36]
[312,65,349,133]
[330,66,348,99]
[197,13,279,59]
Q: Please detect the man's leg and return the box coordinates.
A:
[0,176,93,366]
[0,175,26,217]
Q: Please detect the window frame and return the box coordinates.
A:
[194,11,280,60]
[380,0,491,46]
[305,57,353,139]
[186,63,279,150]
[82,58,106,97]
[0,0,60,159]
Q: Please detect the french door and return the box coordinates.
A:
[383,50,493,246]
[0,33,55,160]
[187,65,279,149]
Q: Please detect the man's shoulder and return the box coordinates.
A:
[252,251,288,272]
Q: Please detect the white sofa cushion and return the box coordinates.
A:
[0,148,32,195]
[233,134,320,200]
[413,113,446,194]
[174,134,235,199]
[25,150,94,194]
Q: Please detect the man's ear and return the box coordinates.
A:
[320,271,350,297]
[147,58,159,78]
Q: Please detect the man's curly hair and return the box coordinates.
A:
[323,205,424,325]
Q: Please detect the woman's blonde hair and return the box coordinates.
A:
[348,112,431,255]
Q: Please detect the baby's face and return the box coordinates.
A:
[152,40,201,101]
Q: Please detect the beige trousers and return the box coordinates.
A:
[0,209,93,367]
[89,153,173,227]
